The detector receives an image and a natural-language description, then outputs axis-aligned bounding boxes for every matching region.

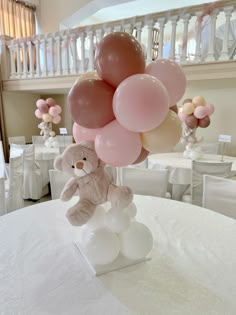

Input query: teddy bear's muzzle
[76,161,84,169]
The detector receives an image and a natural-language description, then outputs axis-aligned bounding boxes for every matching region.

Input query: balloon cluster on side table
[35,98,62,147]
[178,96,215,160]
[57,32,186,275]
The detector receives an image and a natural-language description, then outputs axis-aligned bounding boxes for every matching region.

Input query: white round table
[1,196,236,314]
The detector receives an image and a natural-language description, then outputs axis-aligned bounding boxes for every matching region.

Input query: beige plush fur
[54,141,133,226]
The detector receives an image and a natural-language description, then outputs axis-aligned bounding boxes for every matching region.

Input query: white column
[169,15,179,60]
[194,12,202,63]
[219,6,234,61]
[95,28,104,43]
[205,9,219,62]
[21,41,28,78]
[41,37,48,76]
[135,22,143,42]
[27,40,34,78]
[63,35,70,75]
[146,20,154,64]
[181,14,191,63]
[48,36,55,76]
[70,33,78,74]
[35,39,41,77]
[9,44,16,78]
[114,25,122,32]
[157,17,166,59]
[16,42,22,78]
[87,30,94,71]
[55,35,62,75]
[80,32,86,73]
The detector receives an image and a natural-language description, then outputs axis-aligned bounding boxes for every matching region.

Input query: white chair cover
[55,135,73,147]
[0,177,6,215]
[203,175,236,219]
[191,161,232,207]
[32,136,45,145]
[22,144,44,200]
[6,155,24,212]
[121,167,169,198]
[49,170,71,200]
[201,142,220,154]
[8,136,26,145]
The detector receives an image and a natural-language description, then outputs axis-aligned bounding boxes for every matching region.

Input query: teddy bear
[54,141,133,226]
[38,121,51,140]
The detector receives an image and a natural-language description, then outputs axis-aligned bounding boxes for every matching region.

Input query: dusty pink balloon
[52,115,61,124]
[206,104,215,115]
[73,122,101,143]
[55,105,62,114]
[198,116,210,128]
[145,59,186,106]
[113,74,169,132]
[36,99,47,108]
[194,106,208,119]
[35,109,42,119]
[95,120,142,167]
[185,114,198,129]
[38,102,49,114]
[95,32,145,88]
[46,98,56,107]
[49,106,59,117]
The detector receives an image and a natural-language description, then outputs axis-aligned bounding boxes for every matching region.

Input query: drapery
[0,66,8,161]
[0,0,36,38]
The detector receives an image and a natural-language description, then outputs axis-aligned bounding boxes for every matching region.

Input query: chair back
[203,175,236,219]
[191,161,232,206]
[7,155,24,212]
[32,136,45,145]
[8,136,26,145]
[49,170,71,200]
[55,135,73,147]
[0,177,6,215]
[10,143,28,158]
[121,167,169,197]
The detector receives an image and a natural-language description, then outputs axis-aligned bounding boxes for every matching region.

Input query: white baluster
[114,25,122,32]
[9,44,16,78]
[157,17,166,59]
[194,12,202,63]
[35,39,41,77]
[48,37,55,76]
[55,35,62,75]
[63,35,70,75]
[21,41,28,78]
[27,39,34,78]
[146,20,154,64]
[41,37,48,76]
[169,15,179,60]
[70,33,78,74]
[87,30,94,71]
[205,9,219,62]
[16,42,22,78]
[80,32,86,73]
[135,22,143,42]
[95,28,104,44]
[219,6,234,61]
[181,14,191,63]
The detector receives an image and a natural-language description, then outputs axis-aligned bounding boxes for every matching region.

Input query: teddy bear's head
[54,141,99,177]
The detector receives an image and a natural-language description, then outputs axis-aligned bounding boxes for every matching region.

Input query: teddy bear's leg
[107,184,133,209]
[66,199,96,226]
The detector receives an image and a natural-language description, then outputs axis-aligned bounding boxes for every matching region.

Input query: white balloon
[105,207,131,233]
[86,205,106,229]
[83,228,120,265]
[123,202,137,218]
[52,140,59,148]
[44,140,51,147]
[120,222,153,260]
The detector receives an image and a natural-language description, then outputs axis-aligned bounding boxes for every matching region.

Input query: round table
[1,196,236,314]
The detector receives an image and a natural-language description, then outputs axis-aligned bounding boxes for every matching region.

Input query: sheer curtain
[0,66,8,161]
[0,0,36,38]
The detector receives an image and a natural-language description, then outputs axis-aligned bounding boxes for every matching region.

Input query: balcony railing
[0,0,236,81]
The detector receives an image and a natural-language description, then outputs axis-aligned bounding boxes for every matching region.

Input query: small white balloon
[123,202,137,218]
[48,136,54,143]
[86,205,106,229]
[45,140,51,147]
[105,207,131,233]
[120,222,153,260]
[52,140,59,148]
[83,228,120,265]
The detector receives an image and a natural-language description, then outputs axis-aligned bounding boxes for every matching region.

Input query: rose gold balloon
[185,114,198,129]
[141,111,182,153]
[67,78,115,129]
[95,32,145,88]
[132,147,149,165]
[170,104,178,114]
[198,115,210,128]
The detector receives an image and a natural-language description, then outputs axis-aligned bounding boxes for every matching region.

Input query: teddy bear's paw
[61,192,72,202]
[66,200,96,226]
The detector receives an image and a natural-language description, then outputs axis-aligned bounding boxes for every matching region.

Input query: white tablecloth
[34,145,60,161]
[1,196,236,314]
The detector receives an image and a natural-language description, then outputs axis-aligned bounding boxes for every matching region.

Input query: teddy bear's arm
[61,177,79,201]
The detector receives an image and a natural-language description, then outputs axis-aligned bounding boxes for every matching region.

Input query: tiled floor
[23,194,52,208]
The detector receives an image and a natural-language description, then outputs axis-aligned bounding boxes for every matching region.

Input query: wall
[180,78,236,157]
[3,92,73,144]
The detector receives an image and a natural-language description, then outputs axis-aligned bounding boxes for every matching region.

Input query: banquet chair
[6,155,24,212]
[8,136,26,145]
[49,170,71,199]
[32,135,45,145]
[56,135,73,147]
[0,177,6,215]
[202,175,236,219]
[121,167,169,198]
[182,161,232,207]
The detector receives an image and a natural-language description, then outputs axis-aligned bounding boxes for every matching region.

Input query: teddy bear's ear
[54,156,63,171]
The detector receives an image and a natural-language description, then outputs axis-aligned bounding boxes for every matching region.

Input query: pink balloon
[55,105,62,114]
[72,122,101,143]
[113,74,169,132]
[35,109,42,119]
[145,59,186,106]
[49,106,59,117]
[46,98,56,107]
[194,106,208,119]
[178,111,187,122]
[38,103,49,114]
[95,120,142,167]
[206,104,215,115]
[52,115,61,124]
[36,99,47,108]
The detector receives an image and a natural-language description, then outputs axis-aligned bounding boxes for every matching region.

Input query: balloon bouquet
[178,96,215,160]
[35,98,62,147]
[65,32,186,272]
